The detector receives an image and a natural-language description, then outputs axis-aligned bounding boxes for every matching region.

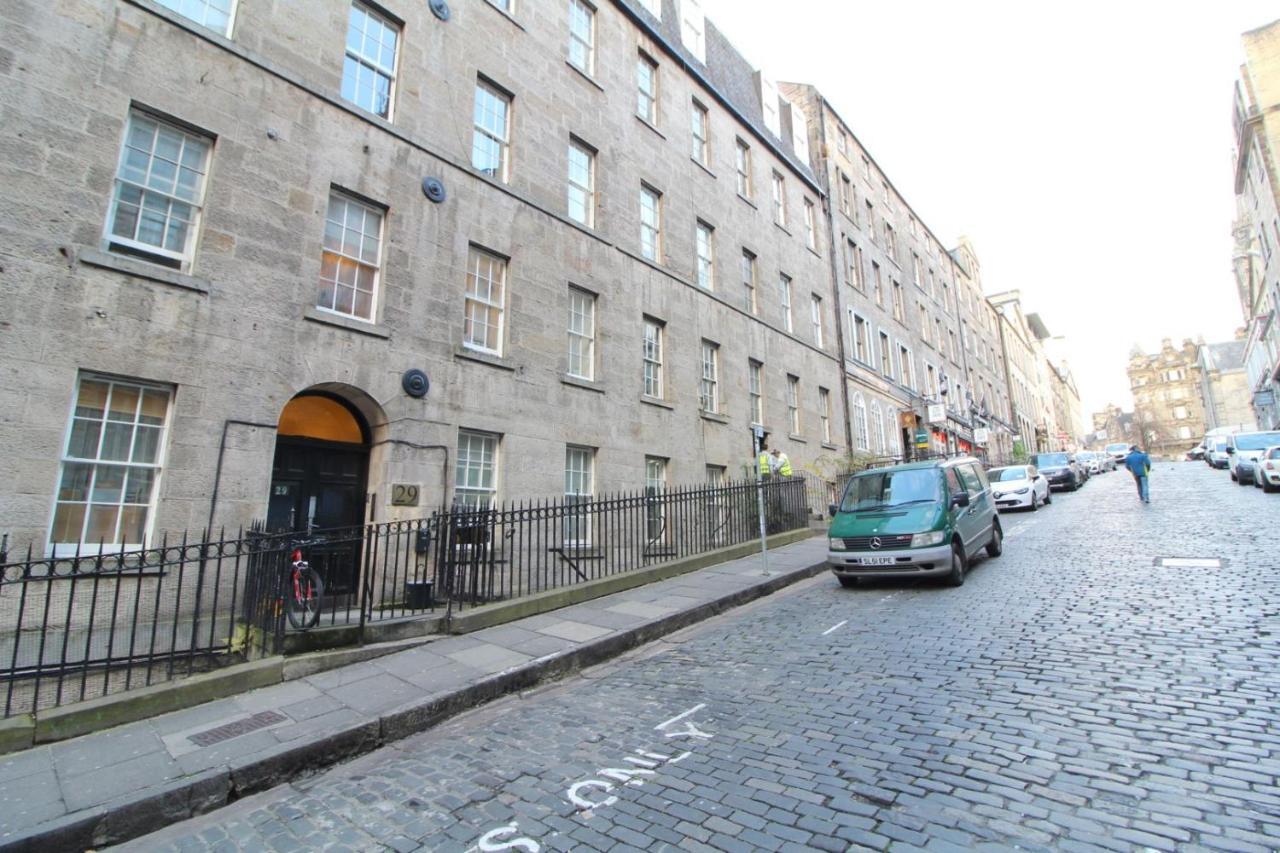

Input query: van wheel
[1030,494,1039,512]
[1044,491,1052,505]
[986,523,1003,558]
[837,576,858,589]
[945,543,966,587]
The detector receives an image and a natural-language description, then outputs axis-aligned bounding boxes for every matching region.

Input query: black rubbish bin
[405,580,434,609]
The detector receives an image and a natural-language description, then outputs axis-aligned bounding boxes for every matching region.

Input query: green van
[827,457,1003,588]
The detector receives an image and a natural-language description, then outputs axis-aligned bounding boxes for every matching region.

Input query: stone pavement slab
[0,534,825,851]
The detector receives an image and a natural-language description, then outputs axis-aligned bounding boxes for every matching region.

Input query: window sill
[79,247,210,295]
[562,374,605,394]
[640,395,674,410]
[774,222,791,236]
[789,434,808,443]
[699,410,729,424]
[566,60,604,92]
[822,442,841,451]
[635,115,666,140]
[455,346,516,371]
[303,307,391,339]
[692,158,716,179]
[807,246,822,259]
[737,193,757,209]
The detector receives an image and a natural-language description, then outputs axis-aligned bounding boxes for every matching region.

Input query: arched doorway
[266,392,370,595]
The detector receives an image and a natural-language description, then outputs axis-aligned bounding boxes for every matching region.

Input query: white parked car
[1104,442,1130,465]
[1255,445,1280,493]
[1228,430,1280,485]
[987,465,1051,511]
[1206,439,1231,469]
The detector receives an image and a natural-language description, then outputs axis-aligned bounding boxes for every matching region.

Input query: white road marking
[822,620,848,636]
[655,703,707,731]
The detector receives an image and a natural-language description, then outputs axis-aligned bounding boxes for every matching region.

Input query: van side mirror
[951,492,970,509]
[828,503,838,518]
[1226,446,1235,455]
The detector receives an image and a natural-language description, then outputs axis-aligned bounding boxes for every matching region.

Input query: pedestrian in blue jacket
[1125,445,1151,503]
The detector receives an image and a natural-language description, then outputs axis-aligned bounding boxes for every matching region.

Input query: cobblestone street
[125,462,1280,852]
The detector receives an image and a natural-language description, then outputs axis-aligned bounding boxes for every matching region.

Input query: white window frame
[567,0,596,76]
[879,330,894,378]
[645,456,669,543]
[640,184,662,261]
[567,287,596,380]
[463,245,507,355]
[455,430,499,511]
[735,140,752,198]
[643,318,664,399]
[819,387,832,445]
[342,1,399,119]
[564,445,594,545]
[871,400,885,453]
[696,220,715,290]
[637,52,659,124]
[691,99,710,166]
[472,79,512,182]
[850,310,870,365]
[49,374,173,555]
[156,0,236,36]
[779,273,793,333]
[741,249,757,314]
[899,343,916,390]
[810,295,824,348]
[787,375,801,435]
[803,198,817,249]
[853,393,868,451]
[749,359,764,425]
[846,240,862,290]
[105,111,213,269]
[317,190,384,322]
[679,0,706,62]
[700,340,719,413]
[567,137,596,227]
[771,171,787,226]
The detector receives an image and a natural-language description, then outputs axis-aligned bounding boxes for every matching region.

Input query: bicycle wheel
[285,566,324,630]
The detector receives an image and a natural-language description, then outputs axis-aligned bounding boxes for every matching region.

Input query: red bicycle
[284,542,324,630]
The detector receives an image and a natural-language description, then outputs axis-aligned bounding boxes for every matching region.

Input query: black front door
[266,438,368,595]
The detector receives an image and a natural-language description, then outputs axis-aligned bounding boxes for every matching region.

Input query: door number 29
[391,484,420,506]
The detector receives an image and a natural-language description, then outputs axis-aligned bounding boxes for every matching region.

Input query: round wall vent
[421,177,447,203]
[402,369,430,398]
[429,0,450,21]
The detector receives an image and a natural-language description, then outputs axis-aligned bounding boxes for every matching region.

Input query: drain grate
[188,710,288,747]
[1154,557,1224,569]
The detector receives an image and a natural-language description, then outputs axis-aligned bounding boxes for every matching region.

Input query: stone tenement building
[1127,339,1206,458]
[0,0,1074,560]
[1232,17,1280,430]
[1089,404,1139,451]
[1198,338,1257,432]
[1,0,843,560]
[780,84,1016,465]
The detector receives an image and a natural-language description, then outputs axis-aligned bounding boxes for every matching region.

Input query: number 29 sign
[391,484,420,507]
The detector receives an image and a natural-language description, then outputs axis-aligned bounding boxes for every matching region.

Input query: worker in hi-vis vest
[769,447,793,477]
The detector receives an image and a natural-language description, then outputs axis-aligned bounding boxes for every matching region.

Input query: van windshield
[1105,443,1129,453]
[1235,432,1280,451]
[840,469,942,512]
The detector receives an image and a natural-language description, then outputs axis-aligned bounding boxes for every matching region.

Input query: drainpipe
[815,95,855,454]
[207,419,278,534]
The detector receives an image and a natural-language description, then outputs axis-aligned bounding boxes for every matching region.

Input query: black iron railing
[0,476,807,718]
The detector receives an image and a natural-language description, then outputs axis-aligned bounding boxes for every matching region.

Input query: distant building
[987,292,1056,455]
[1090,405,1139,450]
[1127,339,1206,458]
[1232,18,1280,429]
[1198,337,1258,432]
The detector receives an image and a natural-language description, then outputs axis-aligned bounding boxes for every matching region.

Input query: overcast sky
[699,0,1277,417]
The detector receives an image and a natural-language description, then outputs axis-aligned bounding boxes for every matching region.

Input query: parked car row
[1210,429,1280,492]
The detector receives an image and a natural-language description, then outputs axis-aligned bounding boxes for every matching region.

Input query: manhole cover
[1154,557,1224,568]
[188,710,288,747]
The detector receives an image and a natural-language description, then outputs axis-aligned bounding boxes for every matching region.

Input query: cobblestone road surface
[124,462,1280,852]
